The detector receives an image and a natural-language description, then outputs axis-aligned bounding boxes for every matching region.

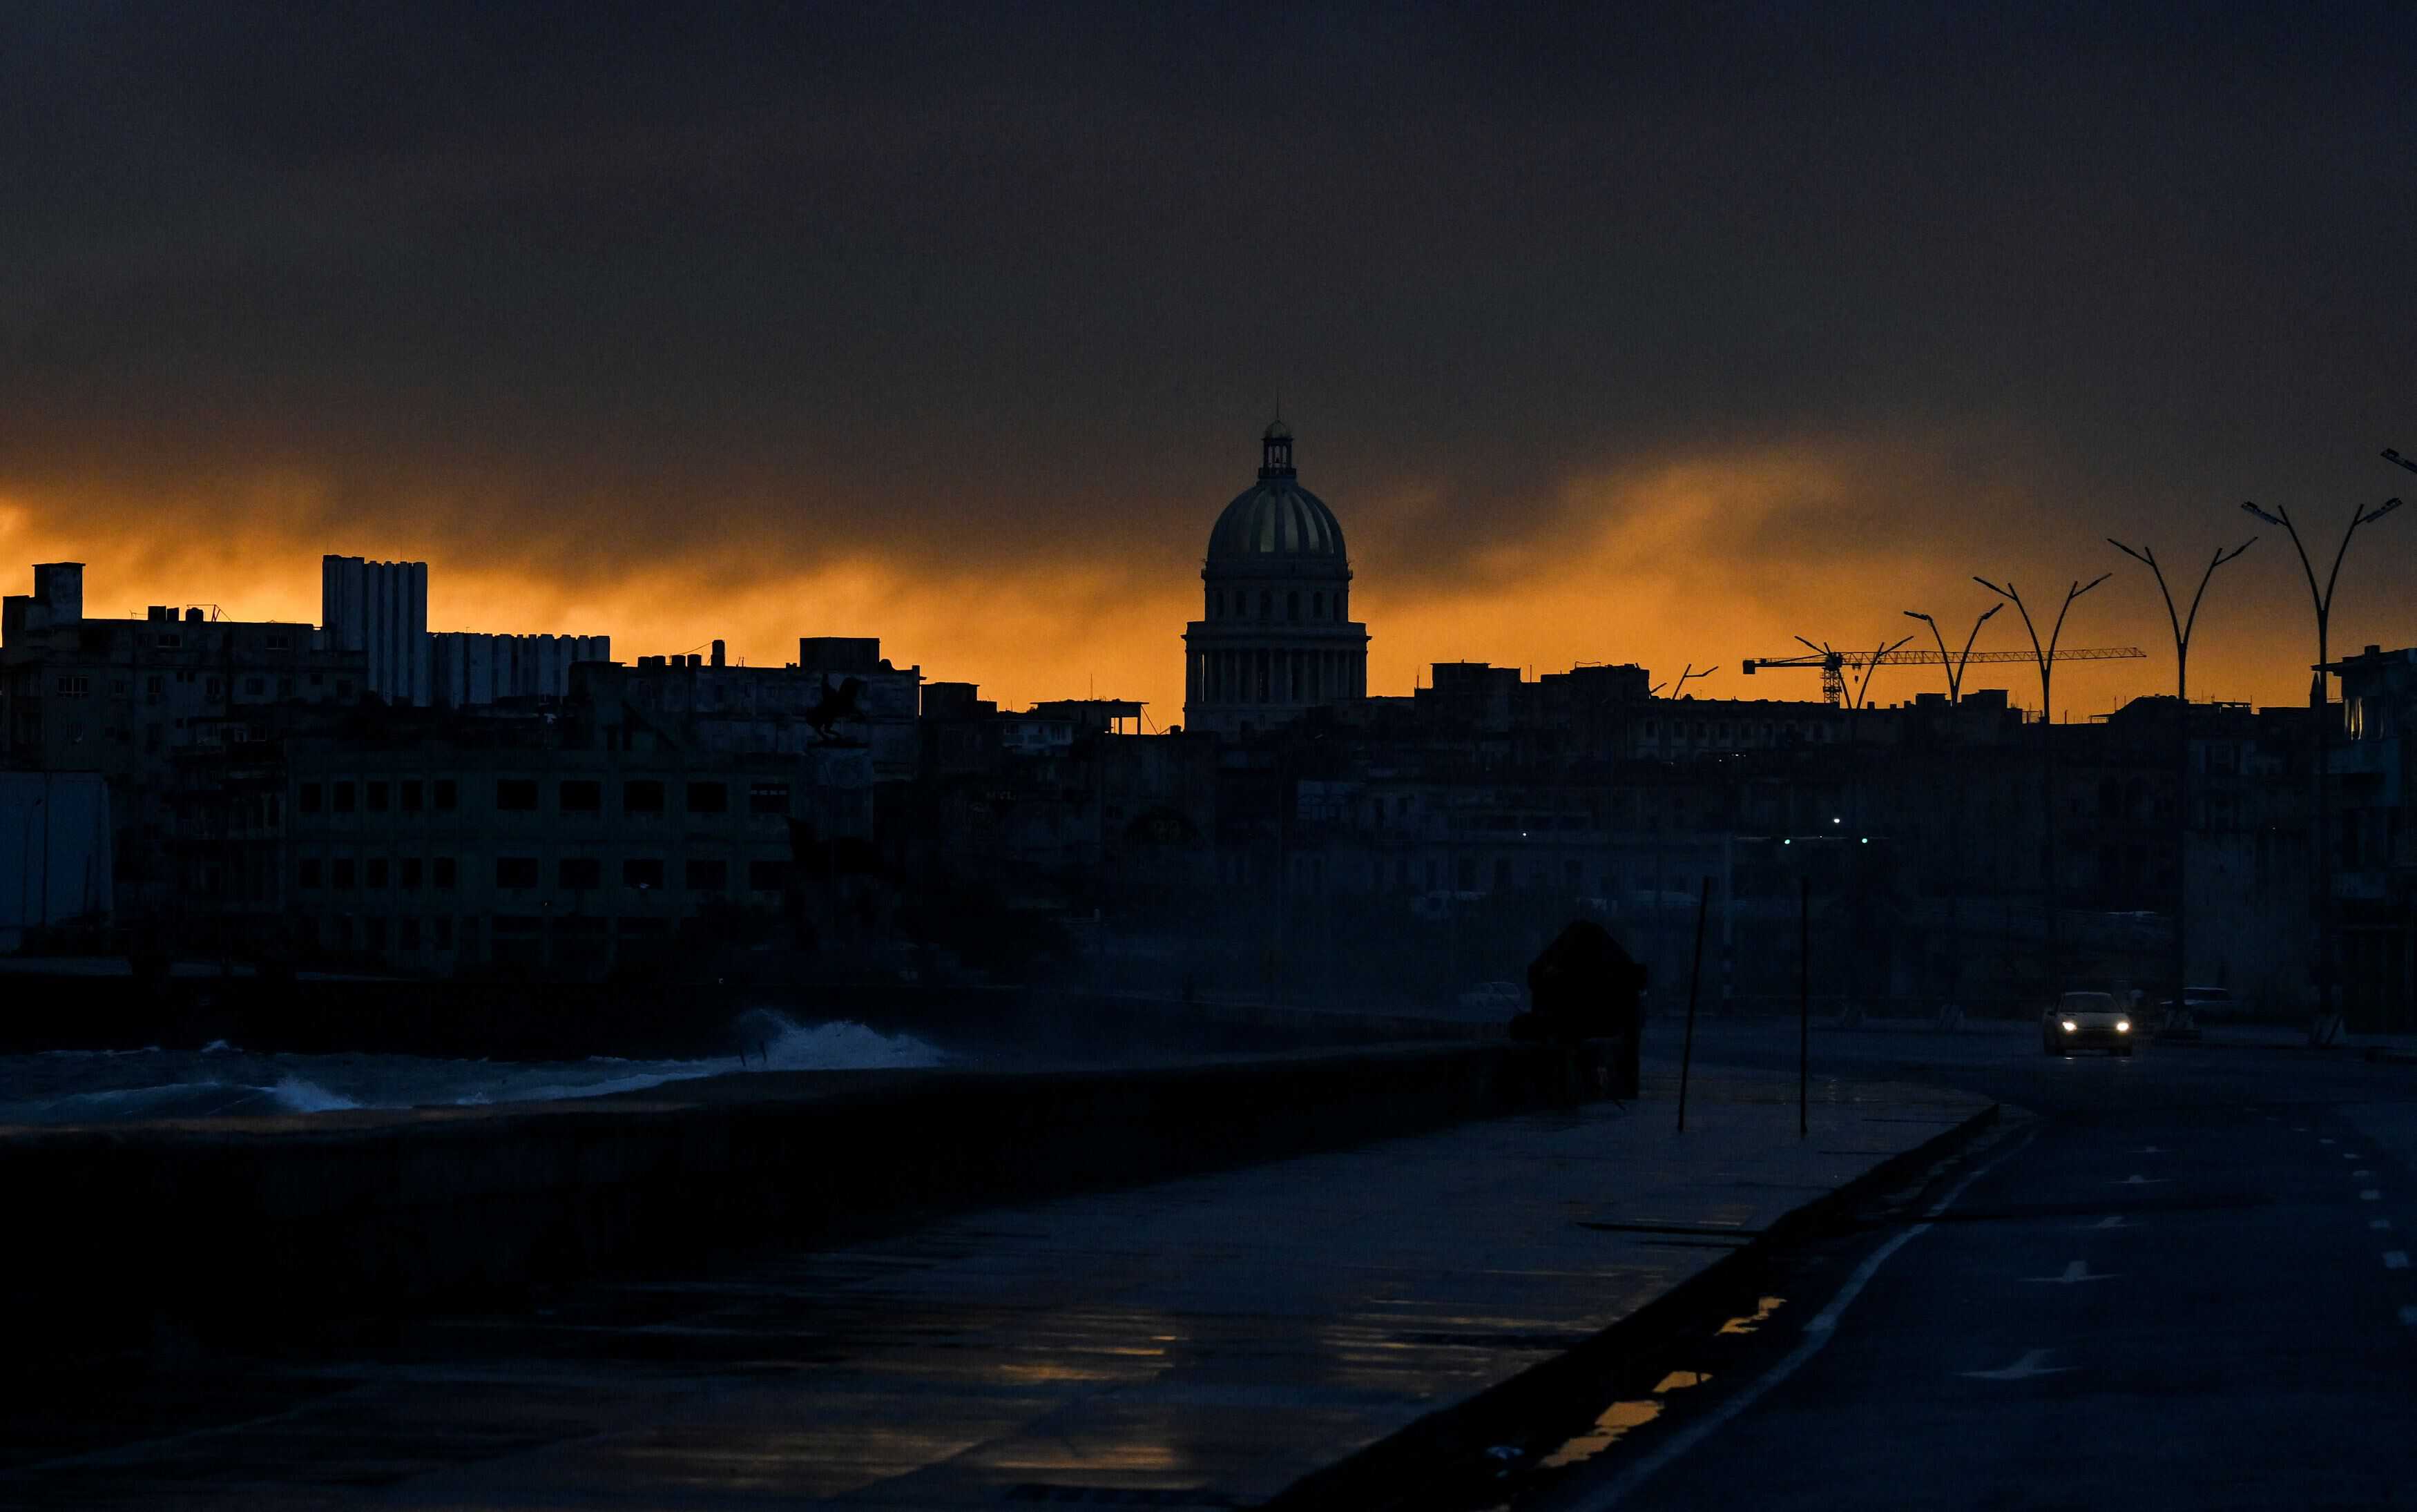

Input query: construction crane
[1740,641,2146,706]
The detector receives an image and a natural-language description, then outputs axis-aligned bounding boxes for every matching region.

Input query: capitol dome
[1182,418,1370,738]
[1205,420,1348,563]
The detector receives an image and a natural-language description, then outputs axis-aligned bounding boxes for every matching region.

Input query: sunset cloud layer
[6,3,2410,719]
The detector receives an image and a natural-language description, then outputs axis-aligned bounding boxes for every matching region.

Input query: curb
[1266,1097,2005,1511]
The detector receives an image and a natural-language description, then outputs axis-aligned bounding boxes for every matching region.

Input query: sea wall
[0,968,1487,1059]
[5,1039,1619,1361]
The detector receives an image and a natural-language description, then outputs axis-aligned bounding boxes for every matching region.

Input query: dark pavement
[0,1064,1985,1509]
[1485,1020,2417,1512]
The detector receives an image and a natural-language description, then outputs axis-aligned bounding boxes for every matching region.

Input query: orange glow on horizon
[8,443,2410,726]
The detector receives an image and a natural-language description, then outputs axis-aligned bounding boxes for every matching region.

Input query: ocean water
[0,1015,947,1127]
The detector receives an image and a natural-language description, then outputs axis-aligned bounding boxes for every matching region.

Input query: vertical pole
[1676,875,1709,1134]
[1799,874,1811,1139]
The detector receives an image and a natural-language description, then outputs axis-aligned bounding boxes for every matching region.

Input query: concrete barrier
[3,1038,1621,1363]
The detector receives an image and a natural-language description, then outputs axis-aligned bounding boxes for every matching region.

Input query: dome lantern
[1260,418,1295,480]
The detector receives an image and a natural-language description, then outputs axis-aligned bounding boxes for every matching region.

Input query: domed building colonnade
[1182,421,1369,737]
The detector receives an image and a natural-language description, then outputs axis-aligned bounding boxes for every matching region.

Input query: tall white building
[432,632,613,706]
[320,556,430,705]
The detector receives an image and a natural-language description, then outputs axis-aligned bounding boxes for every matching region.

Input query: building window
[560,857,602,889]
[748,859,790,891]
[399,918,420,951]
[687,781,728,814]
[367,857,389,888]
[242,677,264,697]
[497,778,539,811]
[624,779,665,815]
[145,674,164,699]
[364,917,386,951]
[749,782,790,815]
[401,857,422,889]
[559,779,602,814]
[367,781,389,812]
[1312,592,1324,618]
[434,779,457,811]
[299,783,322,814]
[331,857,356,889]
[265,633,291,652]
[401,780,423,812]
[685,857,727,891]
[298,857,321,889]
[434,916,454,949]
[624,857,665,889]
[1260,590,1272,619]
[1287,591,1300,621]
[55,675,90,698]
[433,856,456,889]
[333,782,356,813]
[496,856,539,889]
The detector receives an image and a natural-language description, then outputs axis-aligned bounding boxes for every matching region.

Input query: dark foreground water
[0,1014,947,1126]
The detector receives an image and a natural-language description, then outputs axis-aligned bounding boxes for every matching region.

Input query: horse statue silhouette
[805,675,865,740]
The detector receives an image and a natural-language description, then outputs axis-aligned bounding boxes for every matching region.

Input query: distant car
[1457,981,1524,1018]
[2043,991,2135,1056]
[2164,985,2237,1019]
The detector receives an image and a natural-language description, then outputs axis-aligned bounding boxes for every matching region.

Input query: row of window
[296,855,789,892]
[1208,588,1345,622]
[320,914,690,954]
[296,777,787,817]
[52,669,340,699]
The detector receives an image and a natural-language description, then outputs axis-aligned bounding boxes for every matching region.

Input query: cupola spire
[1260,416,1296,479]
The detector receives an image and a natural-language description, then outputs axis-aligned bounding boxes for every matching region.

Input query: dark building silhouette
[1182,420,1368,737]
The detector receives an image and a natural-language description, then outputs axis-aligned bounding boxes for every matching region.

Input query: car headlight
[2116,1020,2130,1033]
[2061,1020,2077,1033]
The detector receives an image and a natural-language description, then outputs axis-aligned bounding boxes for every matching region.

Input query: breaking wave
[0,1015,943,1127]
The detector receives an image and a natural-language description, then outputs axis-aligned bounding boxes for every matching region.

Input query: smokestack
[711,639,726,668]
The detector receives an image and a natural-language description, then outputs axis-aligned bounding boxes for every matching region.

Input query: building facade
[321,555,430,706]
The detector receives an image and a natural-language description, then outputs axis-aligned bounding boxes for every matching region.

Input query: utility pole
[1974,572,2110,988]
[2105,534,2255,1038]
[1903,604,2003,705]
[2245,491,2402,1041]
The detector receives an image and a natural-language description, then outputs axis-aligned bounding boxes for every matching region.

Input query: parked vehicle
[1456,980,1524,1019]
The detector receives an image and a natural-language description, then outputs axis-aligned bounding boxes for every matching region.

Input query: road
[1456,1019,2417,1512]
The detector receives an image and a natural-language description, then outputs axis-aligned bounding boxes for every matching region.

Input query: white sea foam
[268,1076,360,1114]
[2,1016,943,1125]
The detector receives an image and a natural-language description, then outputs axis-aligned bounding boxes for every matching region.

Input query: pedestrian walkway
[2,1069,1990,1510]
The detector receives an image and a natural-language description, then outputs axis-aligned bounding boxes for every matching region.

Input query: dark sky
[5,2,2411,715]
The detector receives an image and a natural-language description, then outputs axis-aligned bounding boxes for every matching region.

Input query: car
[1456,980,1524,1019]
[2043,991,2136,1056]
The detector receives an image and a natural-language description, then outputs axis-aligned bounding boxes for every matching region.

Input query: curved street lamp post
[1973,572,2111,983]
[1904,603,2003,706]
[2104,534,2255,1036]
[2240,494,2402,1042]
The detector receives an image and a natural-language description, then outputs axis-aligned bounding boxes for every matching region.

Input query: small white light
[2061,1020,2077,1033]
[2116,1021,2130,1033]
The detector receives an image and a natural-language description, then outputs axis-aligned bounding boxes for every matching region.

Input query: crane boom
[1739,646,2145,705]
